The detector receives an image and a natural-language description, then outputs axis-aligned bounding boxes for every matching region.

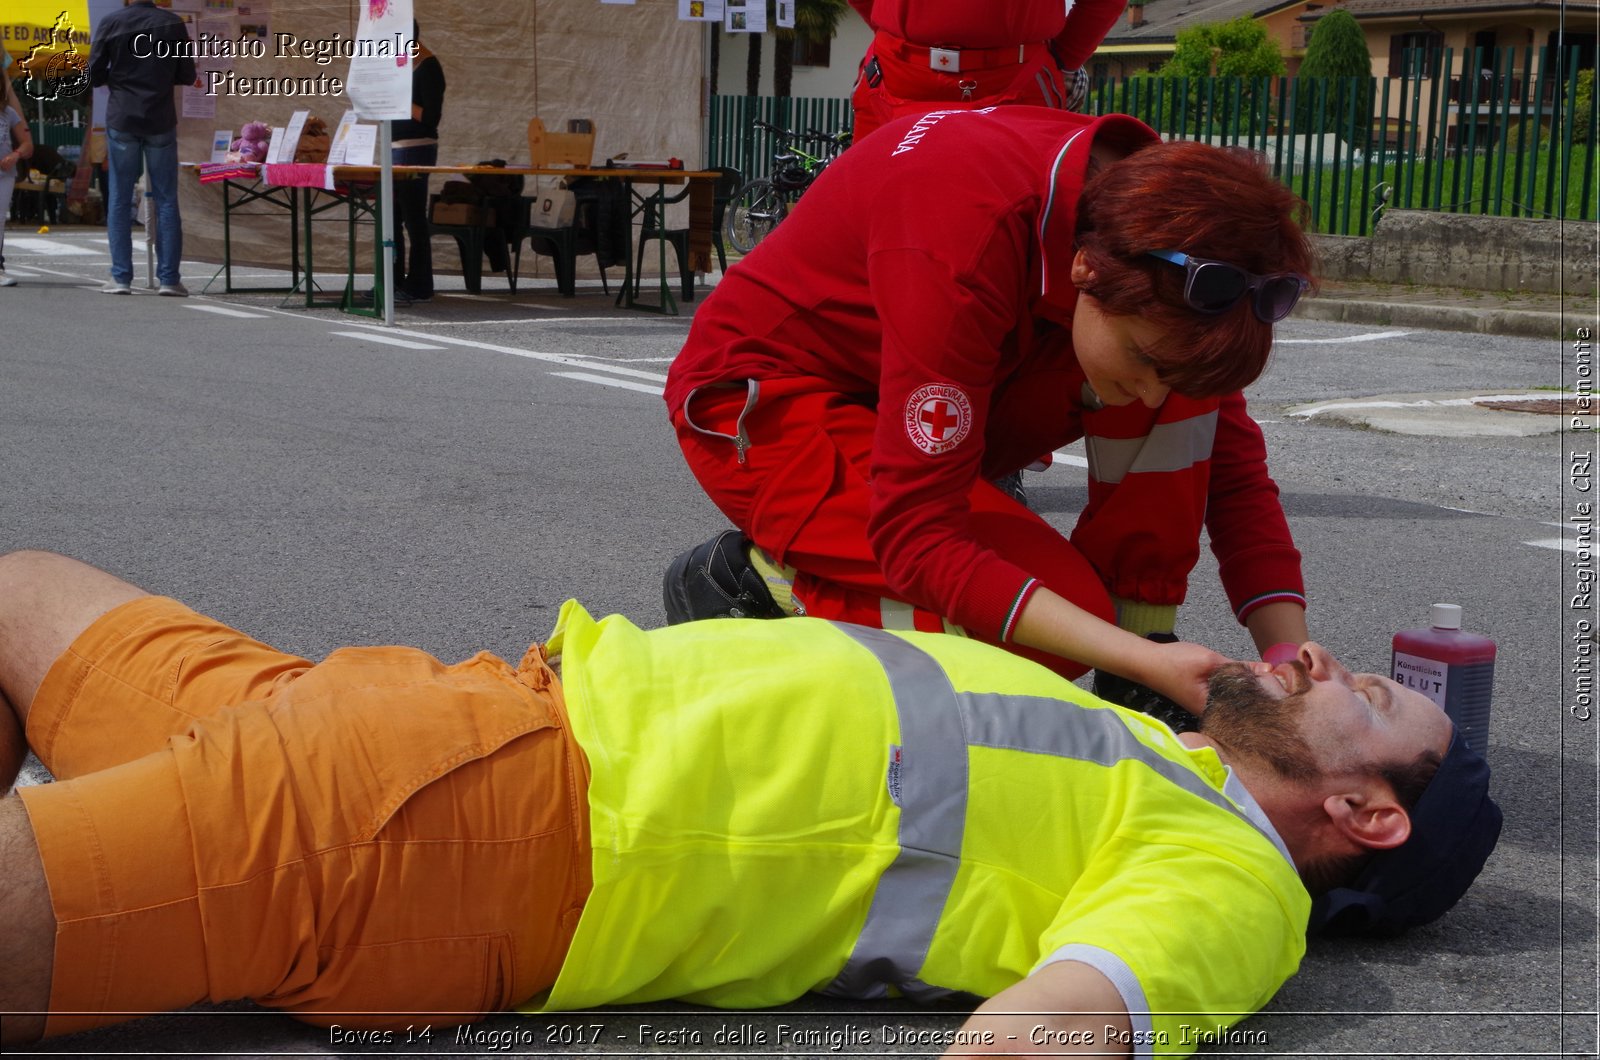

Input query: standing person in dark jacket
[88,0,195,296]
[391,20,445,302]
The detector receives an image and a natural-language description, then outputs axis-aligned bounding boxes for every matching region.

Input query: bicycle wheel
[724,179,787,255]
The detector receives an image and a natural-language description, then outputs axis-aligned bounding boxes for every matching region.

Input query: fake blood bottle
[1391,604,1496,756]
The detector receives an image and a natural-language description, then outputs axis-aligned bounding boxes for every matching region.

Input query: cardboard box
[430,201,493,226]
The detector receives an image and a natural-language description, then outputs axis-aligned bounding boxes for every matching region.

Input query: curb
[1294,298,1574,339]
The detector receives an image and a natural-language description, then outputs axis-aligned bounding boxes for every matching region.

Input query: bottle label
[1393,650,1448,707]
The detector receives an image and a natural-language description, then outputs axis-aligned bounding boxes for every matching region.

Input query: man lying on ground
[0,550,1500,1056]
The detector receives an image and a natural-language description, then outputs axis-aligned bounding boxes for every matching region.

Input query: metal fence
[710,42,1596,236]
[707,93,853,189]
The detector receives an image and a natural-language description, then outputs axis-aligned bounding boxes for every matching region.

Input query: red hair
[1073,140,1316,397]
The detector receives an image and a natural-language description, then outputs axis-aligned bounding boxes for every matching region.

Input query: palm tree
[774,0,852,99]
[741,0,853,98]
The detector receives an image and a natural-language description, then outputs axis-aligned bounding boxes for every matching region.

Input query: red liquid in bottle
[1391,603,1496,756]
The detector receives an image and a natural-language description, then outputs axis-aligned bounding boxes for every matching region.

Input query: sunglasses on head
[1146,249,1310,323]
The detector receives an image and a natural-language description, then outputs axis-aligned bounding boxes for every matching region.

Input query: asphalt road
[0,230,1594,1058]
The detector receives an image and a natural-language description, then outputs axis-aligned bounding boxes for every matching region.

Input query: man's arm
[947,960,1132,1057]
[87,31,110,88]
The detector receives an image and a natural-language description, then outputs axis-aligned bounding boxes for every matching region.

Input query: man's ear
[1323,789,1411,851]
[1069,248,1095,287]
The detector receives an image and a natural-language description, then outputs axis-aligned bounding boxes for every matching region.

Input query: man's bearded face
[1201,661,1320,781]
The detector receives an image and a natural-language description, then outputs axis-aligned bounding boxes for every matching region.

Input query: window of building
[1545,32,1597,71]
[1388,31,1444,78]
[793,34,831,67]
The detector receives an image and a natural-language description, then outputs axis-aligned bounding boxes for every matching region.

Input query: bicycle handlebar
[752,119,847,146]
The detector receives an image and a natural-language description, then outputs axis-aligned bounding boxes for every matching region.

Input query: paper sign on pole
[724,1,765,33]
[678,0,724,18]
[344,0,415,121]
[776,2,795,28]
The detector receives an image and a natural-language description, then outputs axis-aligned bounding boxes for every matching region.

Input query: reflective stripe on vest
[1086,409,1219,485]
[823,622,1285,1001]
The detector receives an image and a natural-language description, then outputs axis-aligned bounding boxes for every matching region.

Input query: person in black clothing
[88,0,196,296]
[392,20,445,302]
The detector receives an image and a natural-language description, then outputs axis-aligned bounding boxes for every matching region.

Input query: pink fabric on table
[263,163,335,189]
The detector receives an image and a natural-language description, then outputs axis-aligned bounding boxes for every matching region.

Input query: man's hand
[946,960,1132,1057]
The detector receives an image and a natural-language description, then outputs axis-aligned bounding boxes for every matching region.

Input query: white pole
[379,119,394,325]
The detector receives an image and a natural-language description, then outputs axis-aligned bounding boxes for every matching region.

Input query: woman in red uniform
[847,0,1128,139]
[663,107,1315,716]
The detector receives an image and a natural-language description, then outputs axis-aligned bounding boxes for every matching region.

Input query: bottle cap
[1430,603,1463,630]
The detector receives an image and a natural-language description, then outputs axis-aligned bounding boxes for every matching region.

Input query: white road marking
[329,330,446,350]
[1277,330,1411,344]
[184,304,270,318]
[1,268,41,278]
[24,264,96,278]
[4,238,97,256]
[1526,537,1581,554]
[550,371,664,396]
[327,323,671,383]
[403,315,582,326]
[1051,449,1090,468]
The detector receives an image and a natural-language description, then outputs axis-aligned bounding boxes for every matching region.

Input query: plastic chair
[513,191,611,297]
[428,192,493,293]
[631,166,742,303]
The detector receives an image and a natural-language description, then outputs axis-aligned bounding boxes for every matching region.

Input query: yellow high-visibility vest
[535,602,1307,1051]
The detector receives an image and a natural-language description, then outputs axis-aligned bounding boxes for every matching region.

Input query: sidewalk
[1297,278,1597,338]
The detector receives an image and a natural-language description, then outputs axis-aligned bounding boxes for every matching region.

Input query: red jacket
[666,108,1303,639]
[847,0,1127,70]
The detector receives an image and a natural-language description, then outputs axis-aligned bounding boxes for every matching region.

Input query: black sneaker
[1092,632,1198,734]
[662,530,787,623]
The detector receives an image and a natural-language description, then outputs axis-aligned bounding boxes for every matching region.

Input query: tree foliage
[1146,17,1282,134]
[1300,9,1370,81]
[1159,16,1285,80]
[1576,67,1595,144]
[1295,9,1374,140]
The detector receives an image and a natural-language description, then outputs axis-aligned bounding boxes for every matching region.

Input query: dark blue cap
[1310,728,1502,936]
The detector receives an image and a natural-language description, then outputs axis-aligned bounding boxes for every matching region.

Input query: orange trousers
[18,596,591,1037]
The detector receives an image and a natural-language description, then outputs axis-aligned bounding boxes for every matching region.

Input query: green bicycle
[724,120,850,255]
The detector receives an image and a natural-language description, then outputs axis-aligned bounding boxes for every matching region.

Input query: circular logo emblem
[904,383,973,456]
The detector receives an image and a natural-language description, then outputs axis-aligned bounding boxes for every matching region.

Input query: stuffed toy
[227,121,271,163]
[294,116,331,164]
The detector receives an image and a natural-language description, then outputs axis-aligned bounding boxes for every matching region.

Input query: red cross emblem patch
[904,383,973,455]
